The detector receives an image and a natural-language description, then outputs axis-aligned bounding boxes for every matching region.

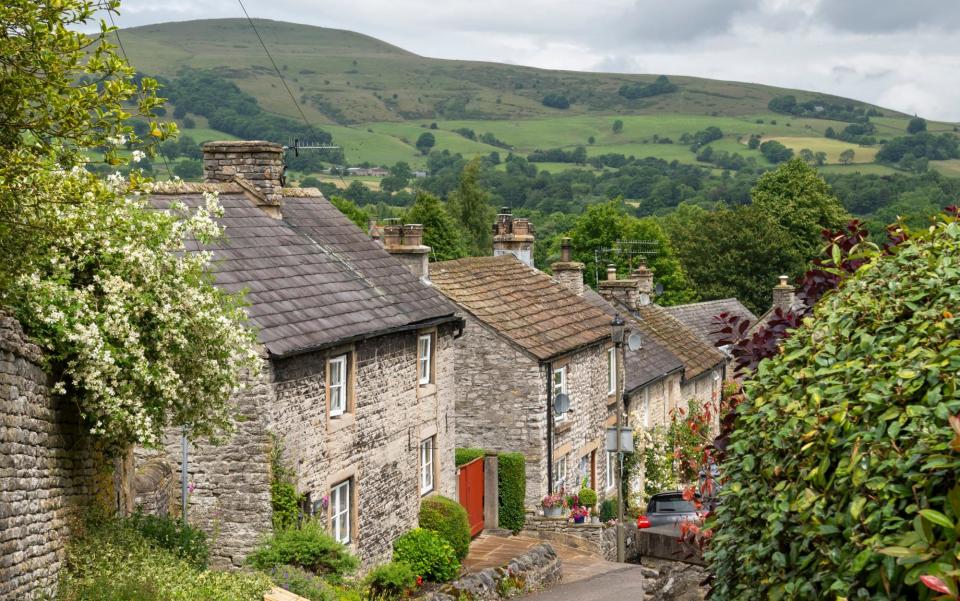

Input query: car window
[651,498,696,513]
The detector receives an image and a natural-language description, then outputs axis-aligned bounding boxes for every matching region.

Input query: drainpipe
[546,361,554,495]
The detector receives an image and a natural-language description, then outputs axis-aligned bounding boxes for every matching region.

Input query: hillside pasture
[763,136,878,163]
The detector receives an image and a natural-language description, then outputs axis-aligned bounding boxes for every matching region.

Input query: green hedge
[419,496,471,561]
[498,452,526,533]
[455,448,484,467]
[393,528,460,583]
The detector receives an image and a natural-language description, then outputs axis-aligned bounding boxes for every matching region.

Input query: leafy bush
[128,512,209,568]
[599,499,616,522]
[578,488,597,509]
[58,515,271,601]
[498,452,526,533]
[364,561,417,600]
[392,528,460,583]
[419,496,471,561]
[455,447,485,467]
[267,565,336,601]
[247,520,359,582]
[708,214,960,599]
[270,435,304,531]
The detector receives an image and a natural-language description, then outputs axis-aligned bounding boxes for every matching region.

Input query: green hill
[116,19,957,173]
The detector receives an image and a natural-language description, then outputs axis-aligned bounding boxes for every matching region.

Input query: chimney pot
[560,237,572,262]
[773,275,796,311]
[402,223,424,247]
[607,264,617,281]
[383,223,402,247]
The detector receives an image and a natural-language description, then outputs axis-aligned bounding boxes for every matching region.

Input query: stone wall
[453,316,546,508]
[269,323,458,566]
[428,543,561,601]
[522,515,641,563]
[679,369,721,411]
[0,314,107,600]
[136,364,275,568]
[549,343,617,503]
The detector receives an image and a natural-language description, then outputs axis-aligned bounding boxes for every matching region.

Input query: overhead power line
[237,0,315,134]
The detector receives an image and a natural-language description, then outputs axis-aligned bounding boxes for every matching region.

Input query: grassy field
[119,19,909,127]
[115,18,958,177]
[930,159,960,177]
[765,136,879,163]
[817,163,901,176]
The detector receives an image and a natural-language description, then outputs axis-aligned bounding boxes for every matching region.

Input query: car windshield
[651,497,696,513]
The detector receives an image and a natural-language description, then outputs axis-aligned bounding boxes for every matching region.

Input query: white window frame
[554,455,567,491]
[331,479,351,544]
[607,347,616,395]
[418,334,433,385]
[329,355,347,417]
[553,366,567,422]
[420,437,435,495]
[606,451,616,490]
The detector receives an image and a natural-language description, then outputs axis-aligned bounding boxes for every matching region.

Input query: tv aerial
[284,138,340,157]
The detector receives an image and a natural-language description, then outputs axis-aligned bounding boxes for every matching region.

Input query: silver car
[639,491,701,529]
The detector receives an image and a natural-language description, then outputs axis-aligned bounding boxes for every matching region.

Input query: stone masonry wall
[269,323,458,566]
[0,314,106,600]
[549,343,617,503]
[136,364,274,568]
[428,543,561,601]
[680,369,721,413]
[453,316,546,509]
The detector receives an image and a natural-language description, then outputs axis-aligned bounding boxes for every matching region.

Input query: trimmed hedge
[393,528,460,583]
[708,215,960,599]
[498,452,526,533]
[455,448,484,467]
[419,495,471,561]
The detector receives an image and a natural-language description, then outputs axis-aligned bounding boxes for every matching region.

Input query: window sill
[554,421,572,435]
[606,394,619,406]
[328,413,355,432]
[418,383,437,398]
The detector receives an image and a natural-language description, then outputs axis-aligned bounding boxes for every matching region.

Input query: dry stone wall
[0,314,106,600]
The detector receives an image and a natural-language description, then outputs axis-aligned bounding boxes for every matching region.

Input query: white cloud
[107,0,960,121]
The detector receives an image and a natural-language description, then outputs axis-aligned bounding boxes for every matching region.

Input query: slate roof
[635,304,727,380]
[152,184,458,358]
[582,290,684,390]
[430,255,611,361]
[665,299,757,347]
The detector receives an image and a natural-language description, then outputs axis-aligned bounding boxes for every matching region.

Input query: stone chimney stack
[203,140,285,218]
[492,207,535,267]
[772,275,795,312]
[632,262,655,305]
[551,237,585,296]
[598,263,639,308]
[382,220,431,280]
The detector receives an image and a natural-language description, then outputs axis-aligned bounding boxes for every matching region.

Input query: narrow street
[523,564,647,601]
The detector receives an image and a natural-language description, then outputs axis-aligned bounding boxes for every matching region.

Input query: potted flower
[570,505,589,524]
[578,487,599,524]
[541,493,564,518]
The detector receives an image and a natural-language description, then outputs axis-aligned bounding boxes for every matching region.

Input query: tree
[814,151,827,166]
[612,120,624,134]
[661,204,804,315]
[798,148,815,165]
[567,199,696,304]
[588,136,596,145]
[447,159,495,257]
[390,161,413,180]
[404,192,469,261]
[329,195,371,229]
[838,148,855,164]
[759,140,794,163]
[380,175,407,194]
[542,93,570,109]
[416,132,436,155]
[907,115,927,134]
[751,159,849,265]
[747,135,760,150]
[173,159,202,180]
[0,1,257,451]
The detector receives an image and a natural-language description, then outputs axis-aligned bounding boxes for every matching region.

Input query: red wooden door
[458,458,484,537]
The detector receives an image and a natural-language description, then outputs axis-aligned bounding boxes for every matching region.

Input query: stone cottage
[431,242,621,508]
[665,298,756,349]
[138,140,463,567]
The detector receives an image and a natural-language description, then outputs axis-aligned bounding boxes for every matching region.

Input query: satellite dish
[655,283,664,296]
[553,393,570,416]
[627,332,643,352]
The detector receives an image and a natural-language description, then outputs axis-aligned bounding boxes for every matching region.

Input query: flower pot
[591,515,601,524]
[573,515,586,524]
[543,506,562,518]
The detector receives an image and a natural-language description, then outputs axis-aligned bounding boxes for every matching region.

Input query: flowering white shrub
[8,167,259,452]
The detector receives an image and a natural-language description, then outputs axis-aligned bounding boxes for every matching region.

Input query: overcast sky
[110,0,960,121]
